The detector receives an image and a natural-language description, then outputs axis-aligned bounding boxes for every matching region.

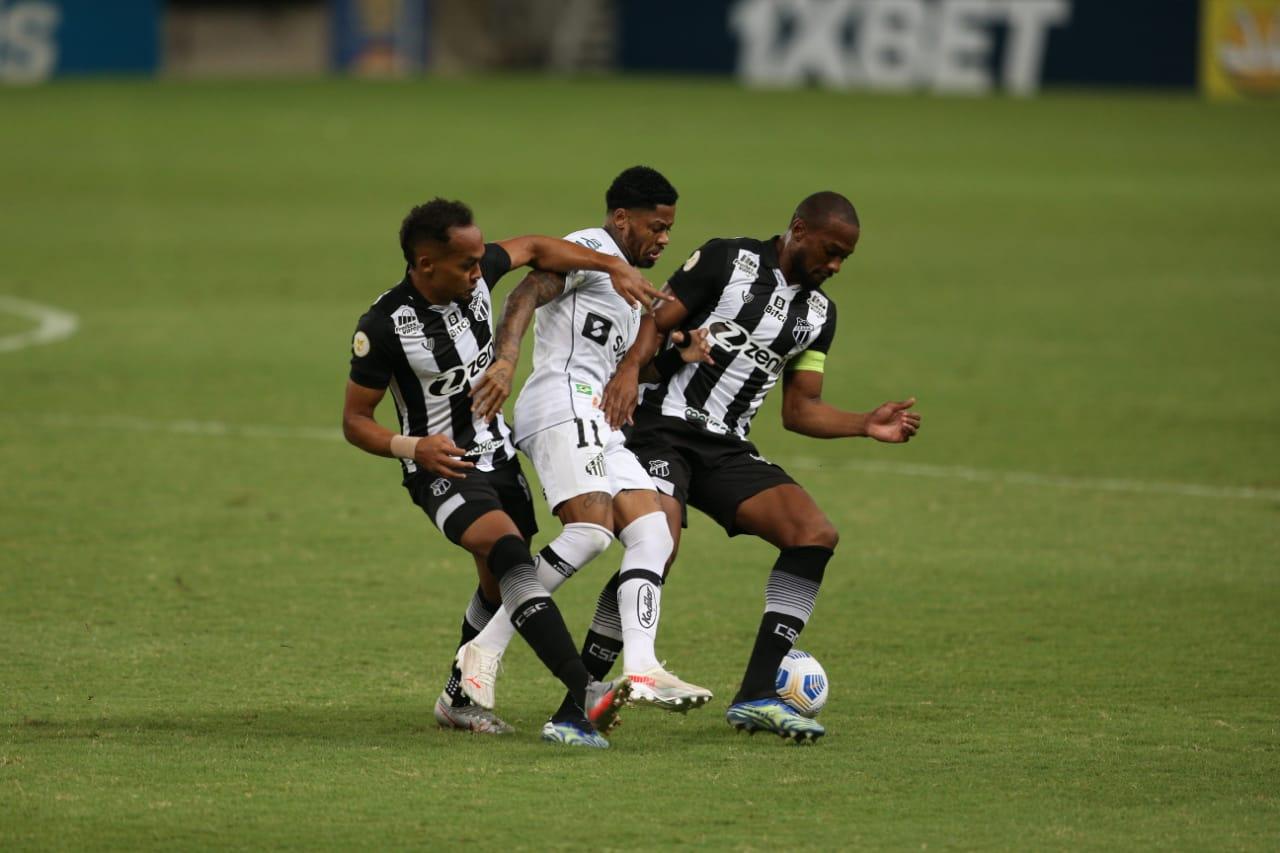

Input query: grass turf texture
[2,77,1277,849]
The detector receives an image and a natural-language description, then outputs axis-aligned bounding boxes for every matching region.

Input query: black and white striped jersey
[349,243,517,479]
[638,236,837,440]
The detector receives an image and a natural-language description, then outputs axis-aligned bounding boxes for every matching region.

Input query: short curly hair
[400,198,473,264]
[605,166,678,212]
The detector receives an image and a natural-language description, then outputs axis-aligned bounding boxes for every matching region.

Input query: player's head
[400,198,486,302]
[604,166,678,269]
[782,191,860,288]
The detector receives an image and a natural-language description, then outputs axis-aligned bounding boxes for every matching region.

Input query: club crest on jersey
[733,251,760,280]
[806,292,828,318]
[792,317,816,348]
[444,310,471,340]
[430,478,451,497]
[741,290,754,303]
[391,306,424,337]
[468,291,490,322]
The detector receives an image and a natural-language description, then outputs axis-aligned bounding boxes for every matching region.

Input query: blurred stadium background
[2,0,1278,849]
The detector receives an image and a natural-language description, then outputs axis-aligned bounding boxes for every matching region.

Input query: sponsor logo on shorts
[585,453,606,478]
[637,583,658,629]
[465,437,505,457]
[430,478,451,497]
[648,459,670,478]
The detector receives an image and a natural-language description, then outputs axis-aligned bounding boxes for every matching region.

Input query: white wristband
[389,434,421,460]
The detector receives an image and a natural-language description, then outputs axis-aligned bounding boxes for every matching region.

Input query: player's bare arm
[343,379,475,477]
[495,234,670,309]
[470,269,568,420]
[780,369,921,442]
[601,285,692,428]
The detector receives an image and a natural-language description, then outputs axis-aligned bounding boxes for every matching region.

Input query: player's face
[615,204,676,269]
[788,217,859,288]
[413,224,485,302]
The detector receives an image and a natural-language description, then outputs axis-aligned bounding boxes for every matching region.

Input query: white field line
[0,296,80,354]
[9,412,1279,504]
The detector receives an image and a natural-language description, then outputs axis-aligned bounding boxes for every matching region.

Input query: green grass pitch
[1,77,1278,849]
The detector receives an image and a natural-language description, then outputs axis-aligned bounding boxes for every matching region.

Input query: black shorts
[625,411,796,536]
[404,459,538,546]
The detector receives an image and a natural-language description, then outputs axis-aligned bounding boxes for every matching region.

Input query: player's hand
[469,357,514,421]
[866,397,921,444]
[414,434,475,478]
[602,363,640,429]
[608,263,672,312]
[673,328,714,365]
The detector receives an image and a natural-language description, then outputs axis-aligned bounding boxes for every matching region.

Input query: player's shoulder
[365,279,413,317]
[563,227,621,257]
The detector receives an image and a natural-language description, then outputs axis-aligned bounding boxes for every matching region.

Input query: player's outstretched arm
[343,380,475,477]
[781,370,921,442]
[495,235,670,309]
[470,270,567,420]
[602,286,692,428]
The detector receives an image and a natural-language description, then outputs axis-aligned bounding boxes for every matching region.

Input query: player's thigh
[734,483,839,551]
[405,463,537,556]
[519,418,612,519]
[621,424,692,537]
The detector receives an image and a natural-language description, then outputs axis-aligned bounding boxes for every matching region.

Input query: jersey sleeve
[665,239,732,315]
[348,310,398,389]
[479,242,514,290]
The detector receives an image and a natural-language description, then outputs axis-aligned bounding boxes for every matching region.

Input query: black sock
[488,535,591,714]
[555,572,624,720]
[734,546,832,704]
[446,586,498,707]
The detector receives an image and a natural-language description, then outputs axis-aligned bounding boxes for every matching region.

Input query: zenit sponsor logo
[426,348,492,398]
[707,319,785,374]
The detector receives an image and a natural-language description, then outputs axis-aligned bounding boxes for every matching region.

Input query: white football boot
[626,665,713,712]
[454,641,504,710]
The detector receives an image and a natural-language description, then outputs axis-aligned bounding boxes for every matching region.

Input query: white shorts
[517,412,655,512]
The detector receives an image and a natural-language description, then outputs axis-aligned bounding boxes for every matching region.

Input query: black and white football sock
[445,585,498,707]
[466,522,612,654]
[487,534,592,715]
[734,546,832,704]
[554,571,624,720]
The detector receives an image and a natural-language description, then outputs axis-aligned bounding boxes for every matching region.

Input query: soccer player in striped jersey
[451,167,716,723]
[600,191,922,743]
[342,198,668,747]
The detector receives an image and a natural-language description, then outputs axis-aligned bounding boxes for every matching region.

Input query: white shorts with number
[517,411,655,512]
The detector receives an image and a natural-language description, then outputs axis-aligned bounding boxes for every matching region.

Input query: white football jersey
[513,227,642,443]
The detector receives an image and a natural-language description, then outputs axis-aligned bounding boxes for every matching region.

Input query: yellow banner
[1202,0,1280,98]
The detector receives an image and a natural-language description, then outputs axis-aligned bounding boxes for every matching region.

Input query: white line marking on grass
[784,457,1280,502]
[7,413,1277,503]
[0,296,80,354]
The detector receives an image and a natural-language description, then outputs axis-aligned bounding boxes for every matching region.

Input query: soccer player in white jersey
[452,167,716,722]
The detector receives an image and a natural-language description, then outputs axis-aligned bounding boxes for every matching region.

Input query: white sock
[469,522,613,653]
[617,512,672,674]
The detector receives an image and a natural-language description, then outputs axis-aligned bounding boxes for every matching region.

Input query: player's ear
[610,207,629,231]
[790,217,808,241]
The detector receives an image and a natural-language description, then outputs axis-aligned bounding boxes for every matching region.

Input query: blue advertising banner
[0,0,160,83]
[331,0,427,75]
[620,0,1198,94]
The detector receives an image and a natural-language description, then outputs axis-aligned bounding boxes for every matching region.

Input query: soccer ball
[775,650,829,717]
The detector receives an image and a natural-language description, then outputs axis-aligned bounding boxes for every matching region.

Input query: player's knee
[619,511,674,575]
[787,518,839,551]
[562,521,614,564]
